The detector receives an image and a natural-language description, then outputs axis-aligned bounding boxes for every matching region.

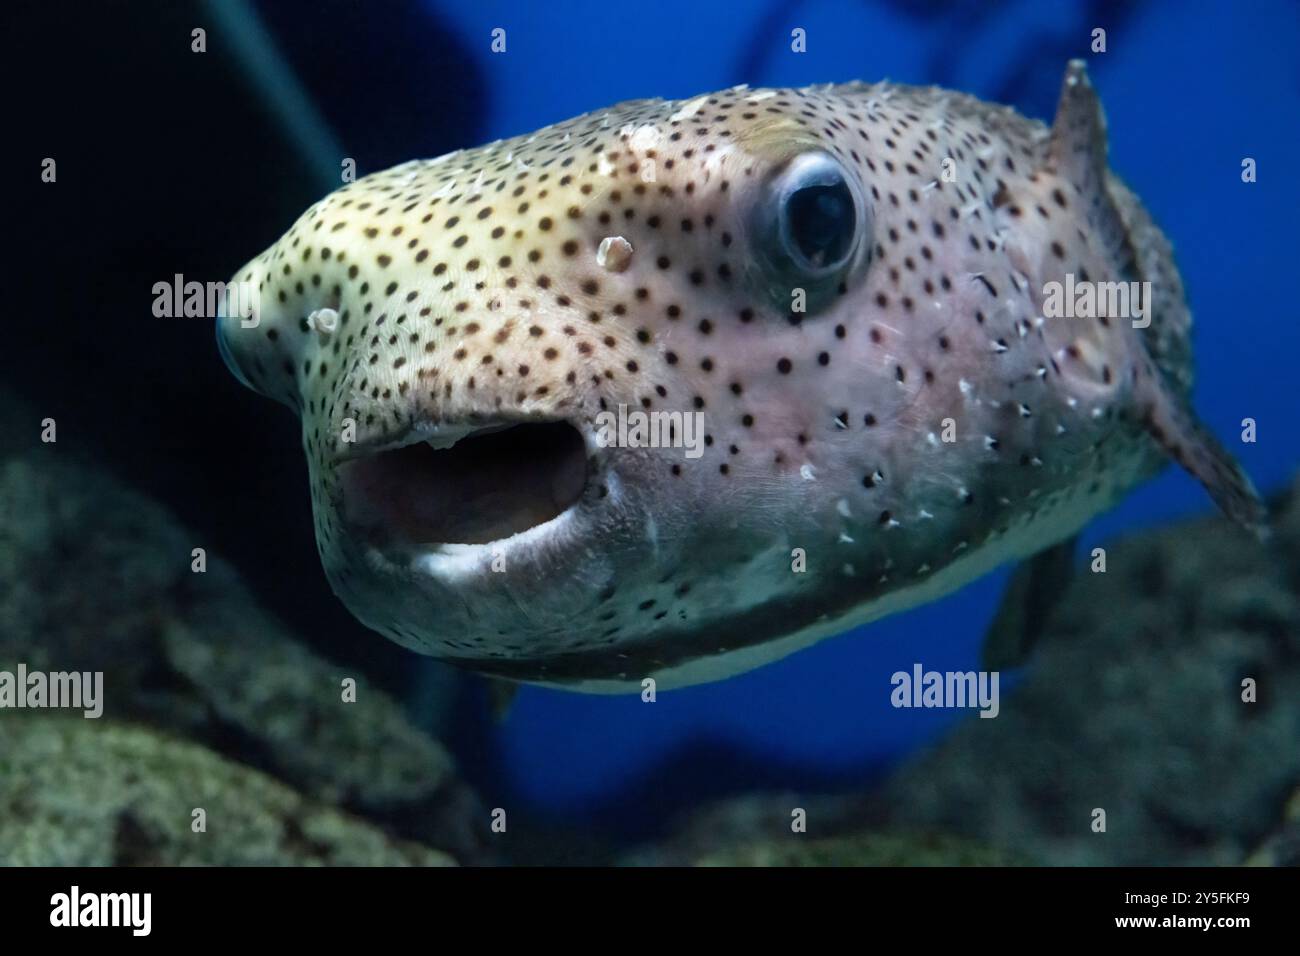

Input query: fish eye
[752,151,869,313]
[780,159,857,271]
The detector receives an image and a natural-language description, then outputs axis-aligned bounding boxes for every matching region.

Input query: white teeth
[421,424,479,450]
[422,422,517,451]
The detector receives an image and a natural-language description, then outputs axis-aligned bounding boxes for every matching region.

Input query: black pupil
[786,180,855,268]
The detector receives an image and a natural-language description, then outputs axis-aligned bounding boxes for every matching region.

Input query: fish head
[215,90,901,688]
[218,78,1215,689]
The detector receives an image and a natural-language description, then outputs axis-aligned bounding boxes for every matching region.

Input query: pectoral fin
[982,536,1078,671]
[1139,381,1269,539]
[1049,60,1269,539]
[487,678,520,722]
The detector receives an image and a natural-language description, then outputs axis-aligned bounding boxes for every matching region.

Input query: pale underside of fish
[218,61,1264,693]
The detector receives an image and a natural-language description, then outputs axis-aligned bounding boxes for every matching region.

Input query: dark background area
[7,0,485,697]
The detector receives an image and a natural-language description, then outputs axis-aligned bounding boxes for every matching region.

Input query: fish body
[218,62,1263,692]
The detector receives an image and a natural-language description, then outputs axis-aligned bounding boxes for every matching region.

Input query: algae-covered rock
[1245,785,1300,867]
[0,717,453,866]
[0,386,485,863]
[697,831,1030,867]
[876,476,1300,866]
[619,792,1030,866]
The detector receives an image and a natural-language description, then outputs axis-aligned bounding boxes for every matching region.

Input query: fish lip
[405,505,583,581]
[354,492,593,589]
[331,411,594,465]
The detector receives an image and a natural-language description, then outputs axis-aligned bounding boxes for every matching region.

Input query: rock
[876,475,1300,866]
[0,387,486,863]
[1245,785,1300,867]
[695,831,1029,867]
[621,790,1029,865]
[0,717,453,866]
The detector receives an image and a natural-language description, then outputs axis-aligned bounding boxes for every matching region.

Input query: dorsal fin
[1045,60,1138,281]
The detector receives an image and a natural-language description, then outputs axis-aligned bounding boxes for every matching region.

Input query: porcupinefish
[218,62,1264,692]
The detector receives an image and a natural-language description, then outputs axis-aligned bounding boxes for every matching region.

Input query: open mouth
[338,421,589,547]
